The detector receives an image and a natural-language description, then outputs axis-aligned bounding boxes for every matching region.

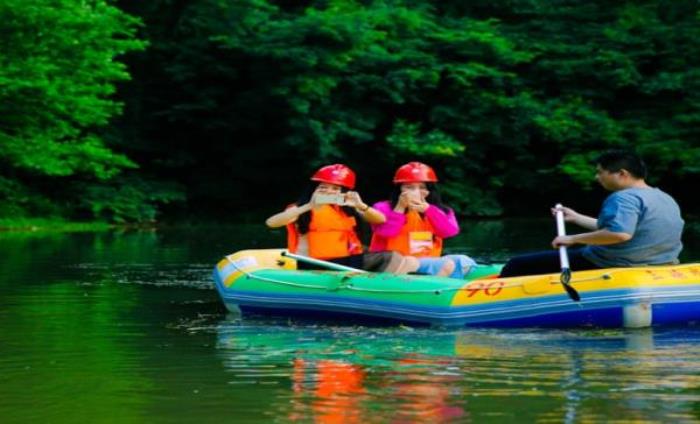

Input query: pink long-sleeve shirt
[369,200,460,252]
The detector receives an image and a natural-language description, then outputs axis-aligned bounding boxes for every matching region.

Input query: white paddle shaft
[554,203,571,269]
[282,251,367,273]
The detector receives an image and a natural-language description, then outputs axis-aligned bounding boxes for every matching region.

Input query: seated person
[500,150,684,277]
[369,162,476,279]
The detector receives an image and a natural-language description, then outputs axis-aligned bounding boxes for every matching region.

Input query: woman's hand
[307,190,321,209]
[394,192,410,213]
[346,191,384,224]
[407,195,429,213]
[345,191,367,210]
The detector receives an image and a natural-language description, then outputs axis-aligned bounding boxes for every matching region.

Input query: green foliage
[387,121,465,157]
[0,0,145,177]
[556,152,599,188]
[0,176,64,217]
[6,0,700,222]
[154,0,540,212]
[80,178,186,223]
[0,217,111,232]
[0,0,160,222]
[440,181,503,217]
[0,177,29,217]
[106,0,700,217]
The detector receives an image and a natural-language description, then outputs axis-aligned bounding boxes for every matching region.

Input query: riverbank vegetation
[2,0,699,226]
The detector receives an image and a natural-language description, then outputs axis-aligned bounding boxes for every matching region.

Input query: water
[2,221,700,423]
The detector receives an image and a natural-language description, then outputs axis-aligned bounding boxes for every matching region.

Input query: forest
[2,0,699,224]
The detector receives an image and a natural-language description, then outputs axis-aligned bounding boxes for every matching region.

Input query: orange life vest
[287,205,363,260]
[382,210,442,257]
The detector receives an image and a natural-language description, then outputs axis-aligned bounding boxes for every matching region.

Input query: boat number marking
[465,281,505,297]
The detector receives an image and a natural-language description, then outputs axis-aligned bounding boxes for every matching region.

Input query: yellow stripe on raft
[451,264,700,307]
[218,249,297,288]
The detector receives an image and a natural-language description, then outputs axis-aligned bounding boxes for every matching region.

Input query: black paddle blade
[560,268,581,302]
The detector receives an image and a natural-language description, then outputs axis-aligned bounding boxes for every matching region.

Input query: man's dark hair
[596,150,648,179]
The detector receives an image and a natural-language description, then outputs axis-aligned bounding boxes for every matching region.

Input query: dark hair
[294,184,361,235]
[596,150,648,179]
[389,182,451,214]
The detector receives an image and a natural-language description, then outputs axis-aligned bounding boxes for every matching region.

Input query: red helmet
[311,164,356,189]
[393,162,438,183]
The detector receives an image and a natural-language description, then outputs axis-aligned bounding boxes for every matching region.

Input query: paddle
[554,204,581,302]
[281,251,367,273]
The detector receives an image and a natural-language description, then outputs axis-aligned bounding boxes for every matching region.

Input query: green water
[2,221,700,423]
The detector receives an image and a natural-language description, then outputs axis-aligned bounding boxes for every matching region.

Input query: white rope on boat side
[570,274,612,283]
[226,258,329,290]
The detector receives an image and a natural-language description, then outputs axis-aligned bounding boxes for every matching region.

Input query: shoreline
[0,218,119,233]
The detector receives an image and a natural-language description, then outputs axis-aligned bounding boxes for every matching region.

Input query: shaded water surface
[2,221,700,423]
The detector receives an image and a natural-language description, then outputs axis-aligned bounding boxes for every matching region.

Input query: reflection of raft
[213,249,700,328]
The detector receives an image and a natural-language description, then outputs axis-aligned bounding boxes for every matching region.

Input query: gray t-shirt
[583,187,684,267]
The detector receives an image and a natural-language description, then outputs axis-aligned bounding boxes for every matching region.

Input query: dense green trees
[0,0,152,220]
[2,0,699,223]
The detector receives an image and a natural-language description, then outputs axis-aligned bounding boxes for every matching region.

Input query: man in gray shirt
[500,150,684,277]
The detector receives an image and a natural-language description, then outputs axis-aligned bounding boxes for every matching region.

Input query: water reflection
[385,360,466,422]
[2,225,700,422]
[289,359,367,423]
[215,321,700,422]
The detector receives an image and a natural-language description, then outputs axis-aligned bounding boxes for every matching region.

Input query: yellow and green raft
[213,249,700,328]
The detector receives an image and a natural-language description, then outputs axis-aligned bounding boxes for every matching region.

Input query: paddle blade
[560,268,581,301]
[562,282,581,302]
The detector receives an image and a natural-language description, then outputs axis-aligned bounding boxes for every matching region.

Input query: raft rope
[225,257,329,290]
[224,256,613,295]
[226,259,447,293]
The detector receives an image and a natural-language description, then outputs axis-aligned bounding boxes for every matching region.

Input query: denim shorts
[417,254,477,279]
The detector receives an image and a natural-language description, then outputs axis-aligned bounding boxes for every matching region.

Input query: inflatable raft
[213,249,700,328]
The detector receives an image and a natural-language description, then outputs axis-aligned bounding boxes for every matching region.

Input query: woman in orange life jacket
[265,164,420,273]
[369,162,476,278]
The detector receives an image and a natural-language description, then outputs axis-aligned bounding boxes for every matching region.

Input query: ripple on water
[69,262,215,289]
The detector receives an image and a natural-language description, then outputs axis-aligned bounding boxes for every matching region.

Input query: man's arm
[571,215,598,231]
[552,230,632,248]
[554,206,598,230]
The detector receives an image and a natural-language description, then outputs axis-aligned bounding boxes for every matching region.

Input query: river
[2,220,700,422]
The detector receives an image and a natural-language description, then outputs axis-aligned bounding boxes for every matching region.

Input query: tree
[0,0,148,220]
[35,0,700,221]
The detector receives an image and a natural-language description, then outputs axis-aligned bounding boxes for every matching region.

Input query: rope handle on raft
[223,255,612,295]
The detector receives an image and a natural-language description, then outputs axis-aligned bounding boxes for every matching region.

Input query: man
[499,150,684,277]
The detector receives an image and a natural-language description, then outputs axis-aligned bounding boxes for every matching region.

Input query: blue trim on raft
[240,305,432,327]
[218,291,700,328]
[652,302,700,326]
[236,305,627,328]
[475,307,624,328]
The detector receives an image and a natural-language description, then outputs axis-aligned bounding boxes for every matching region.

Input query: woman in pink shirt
[369,162,475,278]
